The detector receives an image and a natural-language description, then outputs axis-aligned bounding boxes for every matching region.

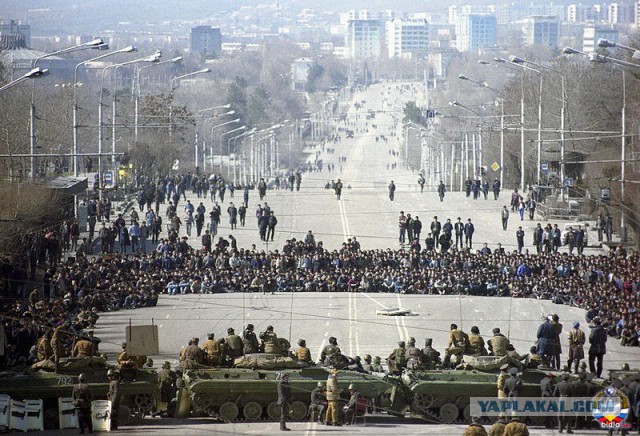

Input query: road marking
[165,314,170,319]
[348,291,354,356]
[354,292,360,356]
[396,294,410,340]
[360,292,390,309]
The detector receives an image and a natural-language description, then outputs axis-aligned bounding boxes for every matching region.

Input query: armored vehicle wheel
[242,401,263,421]
[462,404,471,423]
[411,393,434,412]
[192,392,214,410]
[219,401,239,422]
[43,407,59,429]
[134,393,155,413]
[118,405,132,425]
[266,401,281,420]
[439,403,459,423]
[290,401,307,420]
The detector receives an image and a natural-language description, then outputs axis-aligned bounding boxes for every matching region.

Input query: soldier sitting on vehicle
[422,338,441,369]
[405,337,426,370]
[387,341,407,374]
[444,324,469,368]
[309,381,327,423]
[260,325,279,354]
[296,339,313,364]
[320,337,341,365]
[202,333,222,366]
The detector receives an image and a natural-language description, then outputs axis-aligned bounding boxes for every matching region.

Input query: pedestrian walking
[501,206,509,230]
[516,226,525,254]
[388,180,396,201]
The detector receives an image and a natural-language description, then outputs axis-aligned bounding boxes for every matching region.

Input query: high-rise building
[190,26,222,59]
[608,3,635,24]
[636,1,640,27]
[455,14,497,52]
[0,19,30,49]
[567,4,603,23]
[523,16,560,48]
[345,19,383,59]
[386,18,430,59]
[583,26,619,52]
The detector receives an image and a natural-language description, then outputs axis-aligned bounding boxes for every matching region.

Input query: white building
[636,1,640,27]
[455,14,497,52]
[386,18,430,59]
[291,57,316,91]
[607,3,635,24]
[345,19,383,59]
[583,26,619,52]
[523,16,560,48]
[567,4,603,23]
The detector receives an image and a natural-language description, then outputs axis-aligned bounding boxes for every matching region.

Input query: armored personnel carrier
[180,354,392,422]
[386,355,557,424]
[0,357,157,428]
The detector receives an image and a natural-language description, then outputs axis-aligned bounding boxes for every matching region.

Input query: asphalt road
[91,82,634,435]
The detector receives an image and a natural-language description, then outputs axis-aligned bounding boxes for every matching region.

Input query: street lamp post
[30,38,104,179]
[73,45,136,177]
[168,68,210,138]
[209,119,241,172]
[134,56,182,143]
[220,125,247,176]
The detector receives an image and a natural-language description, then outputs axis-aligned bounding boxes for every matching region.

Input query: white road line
[360,292,391,309]
[354,292,360,356]
[348,291,354,356]
[396,294,410,340]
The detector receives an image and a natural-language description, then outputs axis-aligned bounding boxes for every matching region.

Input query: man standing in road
[398,211,407,245]
[567,322,585,374]
[413,216,422,241]
[107,369,121,430]
[454,217,464,250]
[464,219,475,249]
[437,180,446,202]
[334,179,343,200]
[588,318,607,378]
[325,369,342,426]
[278,373,292,431]
[516,226,525,254]
[430,216,441,248]
[267,211,278,242]
[501,206,509,230]
[388,180,396,201]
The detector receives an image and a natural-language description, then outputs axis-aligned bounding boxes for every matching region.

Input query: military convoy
[0,357,158,429]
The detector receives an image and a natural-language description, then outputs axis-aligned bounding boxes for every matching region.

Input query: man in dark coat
[243,324,260,355]
[278,373,292,431]
[553,372,573,433]
[588,318,607,378]
[72,373,93,434]
[537,316,556,367]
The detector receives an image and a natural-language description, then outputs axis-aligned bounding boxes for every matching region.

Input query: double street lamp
[30,38,104,179]
[73,45,137,176]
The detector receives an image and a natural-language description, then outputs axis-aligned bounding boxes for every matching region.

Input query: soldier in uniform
[371,356,384,373]
[295,339,313,364]
[72,332,96,357]
[503,416,529,436]
[243,324,260,355]
[157,361,176,416]
[277,373,292,431]
[405,337,425,370]
[553,372,573,433]
[179,339,192,363]
[260,325,279,354]
[226,328,244,359]
[72,373,93,434]
[36,331,53,361]
[567,321,585,374]
[387,341,407,374]
[463,416,488,436]
[540,372,556,428]
[309,381,326,423]
[183,337,204,369]
[325,369,342,426]
[202,333,222,366]
[320,337,341,365]
[444,324,469,368]
[343,384,363,424]
[118,341,139,380]
[487,328,509,357]
[488,414,507,436]
[50,322,67,369]
[107,369,121,430]
[504,367,523,399]
[571,371,590,430]
[468,326,487,356]
[551,314,563,370]
[361,355,373,373]
[497,364,510,399]
[422,338,441,369]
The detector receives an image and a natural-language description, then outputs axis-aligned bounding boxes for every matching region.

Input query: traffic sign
[491,162,500,172]
[564,177,573,187]
[540,163,549,174]
[103,171,113,188]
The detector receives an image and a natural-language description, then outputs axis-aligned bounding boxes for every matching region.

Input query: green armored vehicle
[180,354,392,422]
[0,357,157,428]
[387,356,556,424]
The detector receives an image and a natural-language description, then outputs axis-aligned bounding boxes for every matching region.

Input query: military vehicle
[386,356,557,424]
[0,357,157,429]
[179,354,392,422]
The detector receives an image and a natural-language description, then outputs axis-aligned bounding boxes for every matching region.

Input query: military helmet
[328,336,337,344]
[78,373,85,382]
[364,354,372,361]
[408,337,416,346]
[424,338,433,347]
[146,358,154,366]
[622,363,630,371]
[348,384,355,390]
[162,361,171,369]
[450,323,458,330]
[298,339,306,347]
[373,356,381,362]
[267,325,274,331]
[398,341,405,347]
[509,367,518,376]
[121,341,127,348]
[107,369,119,378]
[192,337,199,343]
[247,324,254,330]
[471,326,480,334]
[207,332,215,339]
[227,327,235,334]
[317,381,323,388]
